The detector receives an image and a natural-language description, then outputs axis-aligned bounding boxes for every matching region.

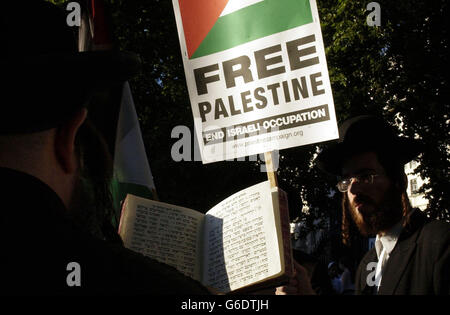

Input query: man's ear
[55,108,88,174]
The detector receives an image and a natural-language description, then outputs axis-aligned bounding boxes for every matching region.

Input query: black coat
[355,210,450,295]
[0,167,209,295]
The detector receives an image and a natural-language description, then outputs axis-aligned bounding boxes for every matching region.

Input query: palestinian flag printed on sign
[180,0,313,59]
[173,0,339,163]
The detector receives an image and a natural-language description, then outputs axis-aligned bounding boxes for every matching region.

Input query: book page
[202,181,282,293]
[119,195,205,281]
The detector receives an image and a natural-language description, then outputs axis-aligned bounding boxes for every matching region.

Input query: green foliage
[284,0,449,244]
[48,0,67,6]
[48,1,449,239]
[106,0,448,221]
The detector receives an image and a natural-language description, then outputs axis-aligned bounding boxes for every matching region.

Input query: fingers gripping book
[118,181,294,294]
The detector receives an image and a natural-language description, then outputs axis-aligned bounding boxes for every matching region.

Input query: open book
[118,181,294,294]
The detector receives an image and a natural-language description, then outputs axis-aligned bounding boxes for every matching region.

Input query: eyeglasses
[336,174,381,192]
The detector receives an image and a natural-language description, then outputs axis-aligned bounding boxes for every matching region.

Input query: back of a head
[1,1,88,134]
[0,1,141,135]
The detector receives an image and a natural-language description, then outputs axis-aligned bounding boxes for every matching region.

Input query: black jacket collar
[0,167,68,224]
[358,210,428,295]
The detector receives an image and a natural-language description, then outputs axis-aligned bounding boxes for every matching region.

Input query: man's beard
[347,189,404,236]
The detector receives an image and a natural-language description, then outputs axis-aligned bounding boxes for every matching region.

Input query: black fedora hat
[0,1,140,134]
[315,115,424,176]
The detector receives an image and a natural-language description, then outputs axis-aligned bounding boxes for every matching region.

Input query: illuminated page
[119,194,205,281]
[202,181,282,293]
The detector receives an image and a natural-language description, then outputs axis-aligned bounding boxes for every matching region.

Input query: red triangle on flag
[179,0,229,58]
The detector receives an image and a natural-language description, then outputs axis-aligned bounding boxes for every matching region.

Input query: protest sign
[172,0,339,163]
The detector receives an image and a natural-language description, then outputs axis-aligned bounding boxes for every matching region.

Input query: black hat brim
[3,50,141,87]
[315,126,425,177]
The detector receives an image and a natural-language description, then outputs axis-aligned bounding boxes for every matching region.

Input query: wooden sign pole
[264,151,278,189]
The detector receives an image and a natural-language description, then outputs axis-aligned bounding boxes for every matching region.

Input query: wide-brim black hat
[315,115,425,176]
[0,1,141,134]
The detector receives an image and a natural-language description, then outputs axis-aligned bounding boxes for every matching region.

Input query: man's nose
[348,178,363,195]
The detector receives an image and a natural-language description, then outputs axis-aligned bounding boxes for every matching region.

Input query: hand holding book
[275,260,316,295]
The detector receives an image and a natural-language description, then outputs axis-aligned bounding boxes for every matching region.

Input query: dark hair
[71,118,122,244]
[341,194,357,246]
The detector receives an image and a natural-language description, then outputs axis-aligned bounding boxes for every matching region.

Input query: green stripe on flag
[191,0,313,59]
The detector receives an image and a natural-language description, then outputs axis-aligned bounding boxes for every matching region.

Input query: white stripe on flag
[113,82,155,190]
[220,0,265,16]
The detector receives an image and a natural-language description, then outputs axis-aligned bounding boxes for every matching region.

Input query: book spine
[117,195,129,235]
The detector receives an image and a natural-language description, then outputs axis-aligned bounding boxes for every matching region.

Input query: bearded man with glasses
[277,115,449,295]
[314,115,449,295]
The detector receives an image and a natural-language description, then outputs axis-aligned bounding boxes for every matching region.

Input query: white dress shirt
[374,220,404,292]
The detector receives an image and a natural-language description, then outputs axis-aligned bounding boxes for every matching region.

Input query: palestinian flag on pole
[79,0,156,218]
[110,82,156,214]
